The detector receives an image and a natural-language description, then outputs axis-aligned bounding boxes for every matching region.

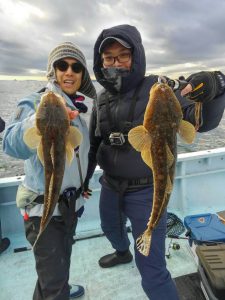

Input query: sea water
[0,80,225,178]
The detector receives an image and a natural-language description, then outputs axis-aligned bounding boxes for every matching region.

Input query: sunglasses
[54,60,84,73]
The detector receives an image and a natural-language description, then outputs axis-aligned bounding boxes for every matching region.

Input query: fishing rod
[167,234,225,245]
[13,226,133,252]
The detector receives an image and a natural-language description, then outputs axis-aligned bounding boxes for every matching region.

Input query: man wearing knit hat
[46,41,96,100]
[3,42,96,299]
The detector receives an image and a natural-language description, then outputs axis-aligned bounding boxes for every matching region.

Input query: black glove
[186,71,225,103]
[82,178,92,199]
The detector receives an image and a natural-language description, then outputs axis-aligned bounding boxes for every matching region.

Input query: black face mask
[101,67,130,91]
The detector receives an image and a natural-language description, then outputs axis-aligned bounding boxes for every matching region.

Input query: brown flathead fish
[23,92,82,247]
[128,83,195,256]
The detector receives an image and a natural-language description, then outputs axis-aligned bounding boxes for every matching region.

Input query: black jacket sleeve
[199,92,225,132]
[85,102,102,182]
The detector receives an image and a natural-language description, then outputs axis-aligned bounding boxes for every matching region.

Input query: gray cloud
[0,0,225,79]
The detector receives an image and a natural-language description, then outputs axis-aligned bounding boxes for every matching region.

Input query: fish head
[37,92,67,118]
[144,83,183,131]
[36,92,70,135]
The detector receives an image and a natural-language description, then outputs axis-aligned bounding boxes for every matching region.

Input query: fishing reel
[171,242,180,250]
[167,79,188,91]
[166,240,181,259]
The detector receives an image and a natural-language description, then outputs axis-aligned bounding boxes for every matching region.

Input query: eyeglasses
[54,60,84,73]
[102,52,131,66]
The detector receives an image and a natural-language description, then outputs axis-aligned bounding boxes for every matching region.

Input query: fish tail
[32,232,41,250]
[32,205,53,250]
[136,229,152,256]
[32,209,52,249]
[40,208,51,234]
[40,140,65,235]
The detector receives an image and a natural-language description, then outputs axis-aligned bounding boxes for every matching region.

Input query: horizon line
[0,75,97,81]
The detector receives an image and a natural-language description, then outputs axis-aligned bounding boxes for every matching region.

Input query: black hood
[93,24,146,93]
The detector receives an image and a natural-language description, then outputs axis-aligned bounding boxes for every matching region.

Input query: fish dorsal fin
[23,127,41,149]
[65,143,75,165]
[141,148,153,169]
[178,120,196,144]
[166,144,174,168]
[128,125,151,152]
[65,126,83,165]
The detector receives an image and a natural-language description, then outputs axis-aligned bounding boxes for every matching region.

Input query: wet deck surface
[0,231,197,300]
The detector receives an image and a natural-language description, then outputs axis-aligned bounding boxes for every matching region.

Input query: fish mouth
[157,76,171,91]
[155,81,167,92]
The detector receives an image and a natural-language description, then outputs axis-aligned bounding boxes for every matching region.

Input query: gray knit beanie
[46,42,96,99]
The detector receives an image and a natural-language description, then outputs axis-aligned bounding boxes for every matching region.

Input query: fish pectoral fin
[23,127,41,149]
[136,229,152,256]
[178,120,196,144]
[65,127,83,165]
[37,142,44,165]
[141,149,153,169]
[166,175,173,194]
[66,143,75,165]
[166,144,174,168]
[128,125,151,152]
[67,126,83,148]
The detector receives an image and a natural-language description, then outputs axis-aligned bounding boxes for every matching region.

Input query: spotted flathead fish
[128,82,195,256]
[23,92,82,247]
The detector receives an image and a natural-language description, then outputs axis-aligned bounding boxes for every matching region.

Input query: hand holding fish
[128,83,195,256]
[23,92,83,248]
[180,71,225,103]
[66,107,79,120]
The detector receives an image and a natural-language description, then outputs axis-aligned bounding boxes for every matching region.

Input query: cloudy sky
[0,0,225,80]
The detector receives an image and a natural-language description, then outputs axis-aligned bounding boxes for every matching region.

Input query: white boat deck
[1,230,197,300]
[1,147,225,299]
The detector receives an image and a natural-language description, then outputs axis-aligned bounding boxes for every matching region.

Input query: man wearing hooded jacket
[84,24,225,299]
